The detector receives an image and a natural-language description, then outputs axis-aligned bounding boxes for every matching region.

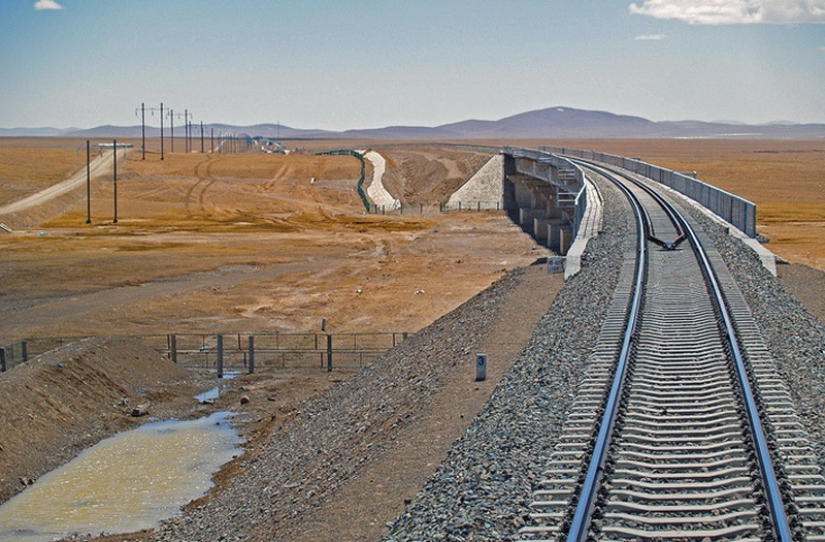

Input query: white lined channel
[0,412,241,541]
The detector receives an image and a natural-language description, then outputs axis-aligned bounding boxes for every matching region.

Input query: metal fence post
[326,334,333,372]
[169,334,177,363]
[248,335,255,374]
[217,334,224,378]
[0,347,6,372]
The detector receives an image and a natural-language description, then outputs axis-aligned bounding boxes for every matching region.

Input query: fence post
[21,340,28,362]
[326,334,333,372]
[217,334,224,378]
[169,334,177,363]
[0,347,6,372]
[248,335,255,374]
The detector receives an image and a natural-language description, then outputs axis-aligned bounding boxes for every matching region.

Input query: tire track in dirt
[187,156,219,213]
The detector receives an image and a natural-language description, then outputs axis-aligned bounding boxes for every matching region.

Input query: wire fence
[0,332,410,375]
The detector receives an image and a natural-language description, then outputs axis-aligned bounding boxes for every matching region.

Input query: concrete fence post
[217,334,224,378]
[169,334,177,363]
[326,334,333,372]
[248,335,255,374]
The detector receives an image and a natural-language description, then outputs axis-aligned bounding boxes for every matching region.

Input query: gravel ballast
[383,180,632,541]
[383,174,825,541]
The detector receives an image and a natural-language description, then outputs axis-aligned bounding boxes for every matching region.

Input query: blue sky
[1,0,823,130]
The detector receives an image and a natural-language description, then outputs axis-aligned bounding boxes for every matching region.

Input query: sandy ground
[0,146,546,344]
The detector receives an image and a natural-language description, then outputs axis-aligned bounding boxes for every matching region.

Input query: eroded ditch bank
[0,412,241,541]
[0,337,211,507]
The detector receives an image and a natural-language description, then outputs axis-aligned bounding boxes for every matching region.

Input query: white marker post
[475,353,487,382]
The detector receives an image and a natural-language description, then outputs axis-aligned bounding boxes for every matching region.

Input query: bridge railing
[540,146,757,237]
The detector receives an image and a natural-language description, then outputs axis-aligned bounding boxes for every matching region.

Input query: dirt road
[0,149,114,216]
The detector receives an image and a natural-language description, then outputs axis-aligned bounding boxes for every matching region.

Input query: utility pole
[86,140,91,224]
[134,103,146,160]
[160,102,164,160]
[112,139,118,223]
[169,109,174,153]
[168,109,191,154]
[136,103,167,159]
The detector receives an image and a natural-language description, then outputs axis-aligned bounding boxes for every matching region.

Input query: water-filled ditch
[0,411,241,541]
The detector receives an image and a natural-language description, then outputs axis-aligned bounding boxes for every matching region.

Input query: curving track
[521,161,825,541]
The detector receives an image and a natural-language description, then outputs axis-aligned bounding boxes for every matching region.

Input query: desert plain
[0,136,823,541]
[1,137,823,344]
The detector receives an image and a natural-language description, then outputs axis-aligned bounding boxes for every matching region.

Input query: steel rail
[563,164,650,542]
[563,160,792,541]
[582,160,792,540]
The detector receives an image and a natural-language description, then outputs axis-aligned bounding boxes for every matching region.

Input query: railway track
[521,161,825,541]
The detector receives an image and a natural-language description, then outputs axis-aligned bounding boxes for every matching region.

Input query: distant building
[96,143,134,149]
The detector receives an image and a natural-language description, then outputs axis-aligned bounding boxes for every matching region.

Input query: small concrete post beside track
[475,353,487,382]
[217,334,224,378]
[547,256,565,274]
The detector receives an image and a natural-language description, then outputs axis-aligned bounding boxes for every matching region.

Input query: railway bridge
[497,146,776,278]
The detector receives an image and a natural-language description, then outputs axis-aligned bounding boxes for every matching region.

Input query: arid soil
[0,145,546,343]
[0,138,823,541]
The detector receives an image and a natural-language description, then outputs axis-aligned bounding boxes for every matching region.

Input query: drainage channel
[0,411,241,542]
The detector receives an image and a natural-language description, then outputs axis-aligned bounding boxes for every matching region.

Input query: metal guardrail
[540,146,758,238]
[0,332,410,374]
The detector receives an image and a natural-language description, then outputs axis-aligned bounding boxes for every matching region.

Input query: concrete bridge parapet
[502,147,601,278]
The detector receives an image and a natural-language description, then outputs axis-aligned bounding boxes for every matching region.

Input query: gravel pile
[382,182,632,541]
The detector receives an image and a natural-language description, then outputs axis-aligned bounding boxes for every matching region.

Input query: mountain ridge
[1,106,823,139]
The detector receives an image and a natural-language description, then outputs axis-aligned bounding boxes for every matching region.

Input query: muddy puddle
[0,412,241,541]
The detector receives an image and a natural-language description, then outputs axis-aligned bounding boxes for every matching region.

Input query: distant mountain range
[2,107,823,139]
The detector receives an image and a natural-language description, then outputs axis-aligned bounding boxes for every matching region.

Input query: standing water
[0,412,241,541]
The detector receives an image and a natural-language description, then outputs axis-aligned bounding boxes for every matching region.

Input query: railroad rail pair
[521,161,825,541]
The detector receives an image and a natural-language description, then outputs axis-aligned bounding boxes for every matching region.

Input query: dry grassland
[0,139,544,344]
[1,137,823,345]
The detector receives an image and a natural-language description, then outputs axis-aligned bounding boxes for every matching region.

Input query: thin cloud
[629,0,825,24]
[34,0,63,10]
[635,33,668,40]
